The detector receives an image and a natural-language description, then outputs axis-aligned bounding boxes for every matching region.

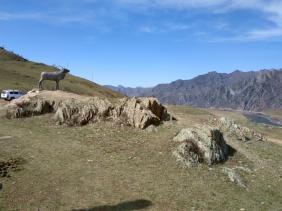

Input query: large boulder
[173,127,229,167]
[5,91,173,129]
[116,97,171,129]
[218,117,266,141]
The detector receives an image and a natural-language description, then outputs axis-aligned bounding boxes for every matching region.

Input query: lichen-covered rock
[116,97,171,129]
[54,98,114,126]
[218,117,266,141]
[173,127,229,167]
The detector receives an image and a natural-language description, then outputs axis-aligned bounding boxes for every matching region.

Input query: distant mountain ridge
[106,69,282,111]
[104,85,153,97]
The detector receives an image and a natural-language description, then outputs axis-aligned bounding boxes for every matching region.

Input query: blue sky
[1,0,282,87]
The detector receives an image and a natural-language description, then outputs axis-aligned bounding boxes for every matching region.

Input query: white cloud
[164,22,190,31]
[118,0,264,10]
[244,1,282,40]
[2,0,282,41]
[0,11,95,24]
[139,25,154,33]
[138,22,191,34]
[118,0,227,9]
[0,12,42,21]
[117,0,282,40]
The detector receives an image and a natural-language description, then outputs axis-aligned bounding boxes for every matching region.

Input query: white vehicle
[1,90,25,101]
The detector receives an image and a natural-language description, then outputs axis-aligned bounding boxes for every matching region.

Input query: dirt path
[268,138,282,145]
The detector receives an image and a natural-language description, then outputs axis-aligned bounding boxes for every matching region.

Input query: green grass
[0,48,123,99]
[0,104,281,210]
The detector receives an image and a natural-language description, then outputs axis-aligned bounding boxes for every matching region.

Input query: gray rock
[222,167,247,189]
[116,97,170,129]
[173,127,229,167]
[145,125,159,133]
[218,117,267,141]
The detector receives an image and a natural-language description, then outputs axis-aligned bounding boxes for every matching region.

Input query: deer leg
[56,80,59,90]
[38,79,43,90]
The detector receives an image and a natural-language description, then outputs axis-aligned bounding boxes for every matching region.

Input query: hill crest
[0,47,123,99]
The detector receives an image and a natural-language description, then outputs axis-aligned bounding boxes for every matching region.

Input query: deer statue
[38,67,70,90]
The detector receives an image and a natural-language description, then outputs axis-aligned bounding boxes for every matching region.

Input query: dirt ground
[0,103,282,210]
[0,99,7,106]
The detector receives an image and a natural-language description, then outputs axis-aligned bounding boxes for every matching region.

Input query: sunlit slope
[0,47,123,98]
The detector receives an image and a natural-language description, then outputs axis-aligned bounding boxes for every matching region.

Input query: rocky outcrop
[5,91,173,129]
[54,97,114,126]
[5,91,60,118]
[218,117,266,141]
[116,97,171,129]
[55,97,171,129]
[173,127,229,167]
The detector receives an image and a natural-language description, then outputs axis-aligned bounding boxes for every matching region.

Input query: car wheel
[9,97,15,101]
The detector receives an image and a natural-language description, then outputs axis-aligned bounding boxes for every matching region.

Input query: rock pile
[173,127,229,167]
[5,91,173,129]
[218,117,266,141]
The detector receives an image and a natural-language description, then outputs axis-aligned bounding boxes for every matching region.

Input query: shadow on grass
[72,199,153,211]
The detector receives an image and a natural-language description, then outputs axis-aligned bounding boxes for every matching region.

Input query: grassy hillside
[0,47,123,98]
[0,104,281,210]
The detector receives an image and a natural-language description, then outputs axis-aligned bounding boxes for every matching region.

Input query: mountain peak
[207,71,218,75]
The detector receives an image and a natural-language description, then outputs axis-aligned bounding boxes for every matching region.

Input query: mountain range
[106,69,282,111]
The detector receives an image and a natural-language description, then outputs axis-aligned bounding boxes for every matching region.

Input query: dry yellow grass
[0,104,281,210]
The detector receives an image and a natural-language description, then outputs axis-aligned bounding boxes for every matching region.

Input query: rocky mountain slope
[0,47,123,98]
[104,85,152,97]
[106,69,282,111]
